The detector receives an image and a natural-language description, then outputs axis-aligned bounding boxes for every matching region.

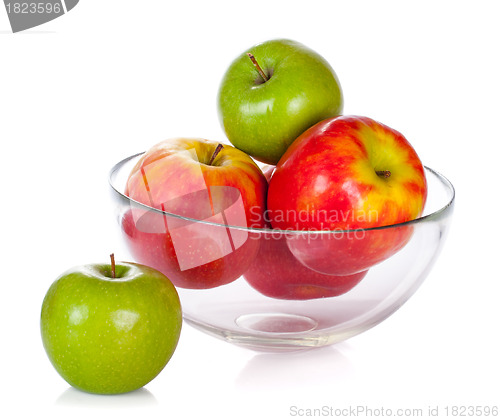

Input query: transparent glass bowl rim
[109,152,455,235]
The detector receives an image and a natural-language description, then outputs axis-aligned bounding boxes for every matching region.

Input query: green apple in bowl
[40,256,182,395]
[217,39,343,165]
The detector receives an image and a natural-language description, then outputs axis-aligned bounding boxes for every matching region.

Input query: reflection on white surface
[235,345,355,390]
[55,387,158,408]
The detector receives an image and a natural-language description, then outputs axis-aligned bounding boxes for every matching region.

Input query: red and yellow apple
[123,138,268,289]
[267,115,427,275]
[244,232,367,300]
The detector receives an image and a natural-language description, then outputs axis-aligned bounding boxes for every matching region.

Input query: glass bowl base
[235,313,318,334]
[183,309,366,352]
[184,317,339,352]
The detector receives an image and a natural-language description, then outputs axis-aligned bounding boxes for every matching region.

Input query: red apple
[244,232,367,300]
[123,138,268,289]
[267,115,427,275]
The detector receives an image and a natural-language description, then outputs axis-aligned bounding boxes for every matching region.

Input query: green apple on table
[217,39,343,164]
[40,255,182,395]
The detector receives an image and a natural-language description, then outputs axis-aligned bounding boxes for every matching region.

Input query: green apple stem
[247,53,269,82]
[208,144,224,166]
[376,170,392,179]
[110,253,116,279]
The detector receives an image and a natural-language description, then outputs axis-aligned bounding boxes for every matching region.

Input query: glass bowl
[109,153,455,351]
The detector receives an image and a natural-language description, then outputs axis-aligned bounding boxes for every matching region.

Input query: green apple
[40,256,182,395]
[217,39,343,164]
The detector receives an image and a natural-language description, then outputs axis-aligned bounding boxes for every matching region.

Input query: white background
[1,1,499,419]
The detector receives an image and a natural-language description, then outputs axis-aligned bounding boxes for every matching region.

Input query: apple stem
[376,170,392,179]
[110,253,116,279]
[208,144,224,166]
[247,53,269,82]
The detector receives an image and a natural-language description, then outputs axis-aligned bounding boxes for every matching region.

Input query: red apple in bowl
[123,138,268,289]
[244,232,367,300]
[267,115,427,275]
